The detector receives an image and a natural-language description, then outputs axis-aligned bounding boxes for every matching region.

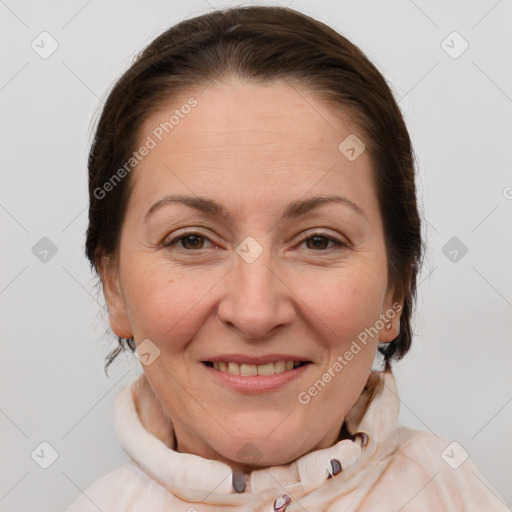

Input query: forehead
[129,77,375,213]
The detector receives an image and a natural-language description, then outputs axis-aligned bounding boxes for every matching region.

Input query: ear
[378,283,404,344]
[97,256,133,339]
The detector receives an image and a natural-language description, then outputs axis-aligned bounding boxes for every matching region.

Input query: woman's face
[101,77,402,471]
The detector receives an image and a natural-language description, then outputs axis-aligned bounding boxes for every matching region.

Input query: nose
[217,244,295,340]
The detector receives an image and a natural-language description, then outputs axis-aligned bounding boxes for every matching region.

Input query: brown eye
[164,232,212,250]
[180,234,205,249]
[303,234,340,251]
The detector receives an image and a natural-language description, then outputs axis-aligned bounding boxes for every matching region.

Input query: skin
[99,76,403,474]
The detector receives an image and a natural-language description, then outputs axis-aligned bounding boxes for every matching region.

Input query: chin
[214,435,308,469]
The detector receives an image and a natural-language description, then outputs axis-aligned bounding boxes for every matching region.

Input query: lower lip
[202,362,311,392]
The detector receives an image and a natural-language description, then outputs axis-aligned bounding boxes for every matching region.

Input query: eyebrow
[144,194,366,223]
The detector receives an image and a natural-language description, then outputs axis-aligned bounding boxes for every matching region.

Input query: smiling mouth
[202,360,311,376]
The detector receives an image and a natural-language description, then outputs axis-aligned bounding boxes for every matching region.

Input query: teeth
[211,360,306,376]
[240,363,258,376]
[257,363,274,376]
[274,361,286,373]
[227,362,240,375]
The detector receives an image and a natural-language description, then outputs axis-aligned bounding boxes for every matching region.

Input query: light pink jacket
[64,370,509,511]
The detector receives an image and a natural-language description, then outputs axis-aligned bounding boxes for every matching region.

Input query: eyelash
[162,231,347,252]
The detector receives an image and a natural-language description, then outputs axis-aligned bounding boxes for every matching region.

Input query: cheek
[122,260,213,343]
[292,265,386,346]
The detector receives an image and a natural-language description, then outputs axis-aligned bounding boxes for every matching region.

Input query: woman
[65,5,508,511]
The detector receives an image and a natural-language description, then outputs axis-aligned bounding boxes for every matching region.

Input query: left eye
[300,234,343,250]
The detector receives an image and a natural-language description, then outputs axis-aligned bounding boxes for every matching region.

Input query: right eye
[163,232,215,251]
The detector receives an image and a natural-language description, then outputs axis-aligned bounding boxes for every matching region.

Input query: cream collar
[114,370,400,505]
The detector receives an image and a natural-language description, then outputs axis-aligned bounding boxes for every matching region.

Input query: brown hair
[85,5,424,373]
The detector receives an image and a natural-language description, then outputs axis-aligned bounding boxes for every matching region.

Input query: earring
[385,321,392,330]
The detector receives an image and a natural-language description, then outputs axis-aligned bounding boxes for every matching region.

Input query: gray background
[1,0,511,510]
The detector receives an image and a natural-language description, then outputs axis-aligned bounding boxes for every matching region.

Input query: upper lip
[202,354,312,365]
